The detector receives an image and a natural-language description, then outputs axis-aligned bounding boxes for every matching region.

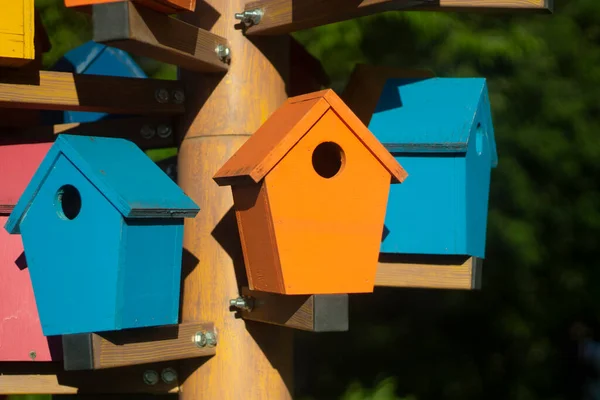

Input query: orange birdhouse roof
[213,89,408,186]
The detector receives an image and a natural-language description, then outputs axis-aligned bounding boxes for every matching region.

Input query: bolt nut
[215,44,231,62]
[161,367,178,384]
[234,9,263,26]
[157,124,172,138]
[172,89,185,104]
[155,88,170,104]
[140,124,156,139]
[230,296,254,312]
[205,331,217,347]
[194,331,207,348]
[143,369,159,385]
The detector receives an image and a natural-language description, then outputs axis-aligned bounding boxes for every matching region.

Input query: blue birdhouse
[4,135,199,336]
[368,77,497,259]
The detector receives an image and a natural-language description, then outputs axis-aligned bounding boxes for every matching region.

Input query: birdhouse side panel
[381,154,467,256]
[265,109,390,295]
[465,118,494,259]
[232,184,284,293]
[119,219,185,329]
[19,155,124,336]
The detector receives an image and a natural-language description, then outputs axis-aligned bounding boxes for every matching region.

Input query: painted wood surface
[243,0,552,35]
[177,0,293,397]
[0,0,34,67]
[240,288,348,331]
[6,135,199,336]
[66,0,196,14]
[0,71,184,114]
[0,362,179,394]
[93,2,229,73]
[376,255,482,289]
[62,321,216,370]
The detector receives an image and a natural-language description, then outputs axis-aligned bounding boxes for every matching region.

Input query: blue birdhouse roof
[368,77,498,167]
[6,135,199,234]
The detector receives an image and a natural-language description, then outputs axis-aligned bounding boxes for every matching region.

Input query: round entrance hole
[55,185,82,220]
[312,142,345,179]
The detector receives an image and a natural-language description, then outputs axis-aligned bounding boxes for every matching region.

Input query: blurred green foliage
[17,0,600,399]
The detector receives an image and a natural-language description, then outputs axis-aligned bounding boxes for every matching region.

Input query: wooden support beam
[376,255,482,290]
[0,116,176,149]
[241,0,553,35]
[0,70,185,114]
[0,362,179,394]
[239,288,349,332]
[62,322,216,371]
[93,2,229,73]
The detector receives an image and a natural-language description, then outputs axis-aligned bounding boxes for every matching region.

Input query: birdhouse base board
[240,287,348,332]
[375,255,482,290]
[62,321,216,371]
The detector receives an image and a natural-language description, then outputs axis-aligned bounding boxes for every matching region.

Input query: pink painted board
[0,142,61,362]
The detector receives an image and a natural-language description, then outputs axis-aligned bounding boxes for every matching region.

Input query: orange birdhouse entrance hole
[214,90,407,295]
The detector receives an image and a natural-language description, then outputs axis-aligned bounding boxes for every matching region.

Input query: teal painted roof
[6,135,199,234]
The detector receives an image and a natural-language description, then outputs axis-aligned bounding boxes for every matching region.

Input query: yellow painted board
[0,0,35,67]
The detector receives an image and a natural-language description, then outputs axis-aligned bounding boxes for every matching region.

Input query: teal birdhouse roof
[6,135,199,234]
[368,77,498,167]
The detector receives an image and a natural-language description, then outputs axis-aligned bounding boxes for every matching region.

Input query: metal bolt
[205,331,217,347]
[29,351,36,360]
[161,367,178,384]
[140,124,156,139]
[157,124,172,138]
[215,44,231,62]
[172,89,185,104]
[234,9,263,26]
[194,331,207,348]
[143,369,159,385]
[155,88,170,104]
[230,296,254,312]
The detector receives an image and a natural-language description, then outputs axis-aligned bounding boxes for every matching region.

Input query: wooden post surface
[177,1,293,399]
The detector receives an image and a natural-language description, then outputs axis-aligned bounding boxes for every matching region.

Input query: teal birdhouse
[4,135,199,336]
[367,77,497,259]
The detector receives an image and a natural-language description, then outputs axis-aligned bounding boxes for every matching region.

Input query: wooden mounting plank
[0,70,185,114]
[0,362,179,394]
[242,0,553,35]
[93,2,229,73]
[0,116,176,149]
[239,287,348,332]
[66,0,196,14]
[376,255,482,290]
[62,322,216,371]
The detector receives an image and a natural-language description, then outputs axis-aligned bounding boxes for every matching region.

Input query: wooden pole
[177,1,293,399]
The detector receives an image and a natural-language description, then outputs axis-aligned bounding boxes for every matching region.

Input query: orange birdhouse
[214,89,407,295]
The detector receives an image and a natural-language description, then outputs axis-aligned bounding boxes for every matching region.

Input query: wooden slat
[242,0,553,35]
[0,70,185,114]
[376,255,482,290]
[0,362,179,394]
[93,2,228,73]
[240,287,348,332]
[0,116,176,149]
[62,322,216,370]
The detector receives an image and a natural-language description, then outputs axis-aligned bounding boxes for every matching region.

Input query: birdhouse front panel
[264,109,391,295]
[19,155,125,336]
[0,0,34,67]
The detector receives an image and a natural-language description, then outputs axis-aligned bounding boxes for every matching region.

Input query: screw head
[157,124,172,138]
[194,331,207,348]
[155,88,170,104]
[172,90,185,104]
[161,367,178,384]
[143,370,159,385]
[215,44,231,62]
[29,351,36,360]
[205,331,217,347]
[140,124,156,139]
[230,296,254,312]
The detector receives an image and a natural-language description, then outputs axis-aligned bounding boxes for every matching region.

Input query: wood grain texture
[62,322,215,370]
[376,255,482,290]
[0,116,176,149]
[0,0,34,67]
[0,70,184,114]
[177,0,293,397]
[243,0,552,35]
[0,362,179,394]
[241,288,348,332]
[66,0,195,14]
[93,2,228,73]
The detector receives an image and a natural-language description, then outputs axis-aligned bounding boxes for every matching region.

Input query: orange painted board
[66,0,195,14]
